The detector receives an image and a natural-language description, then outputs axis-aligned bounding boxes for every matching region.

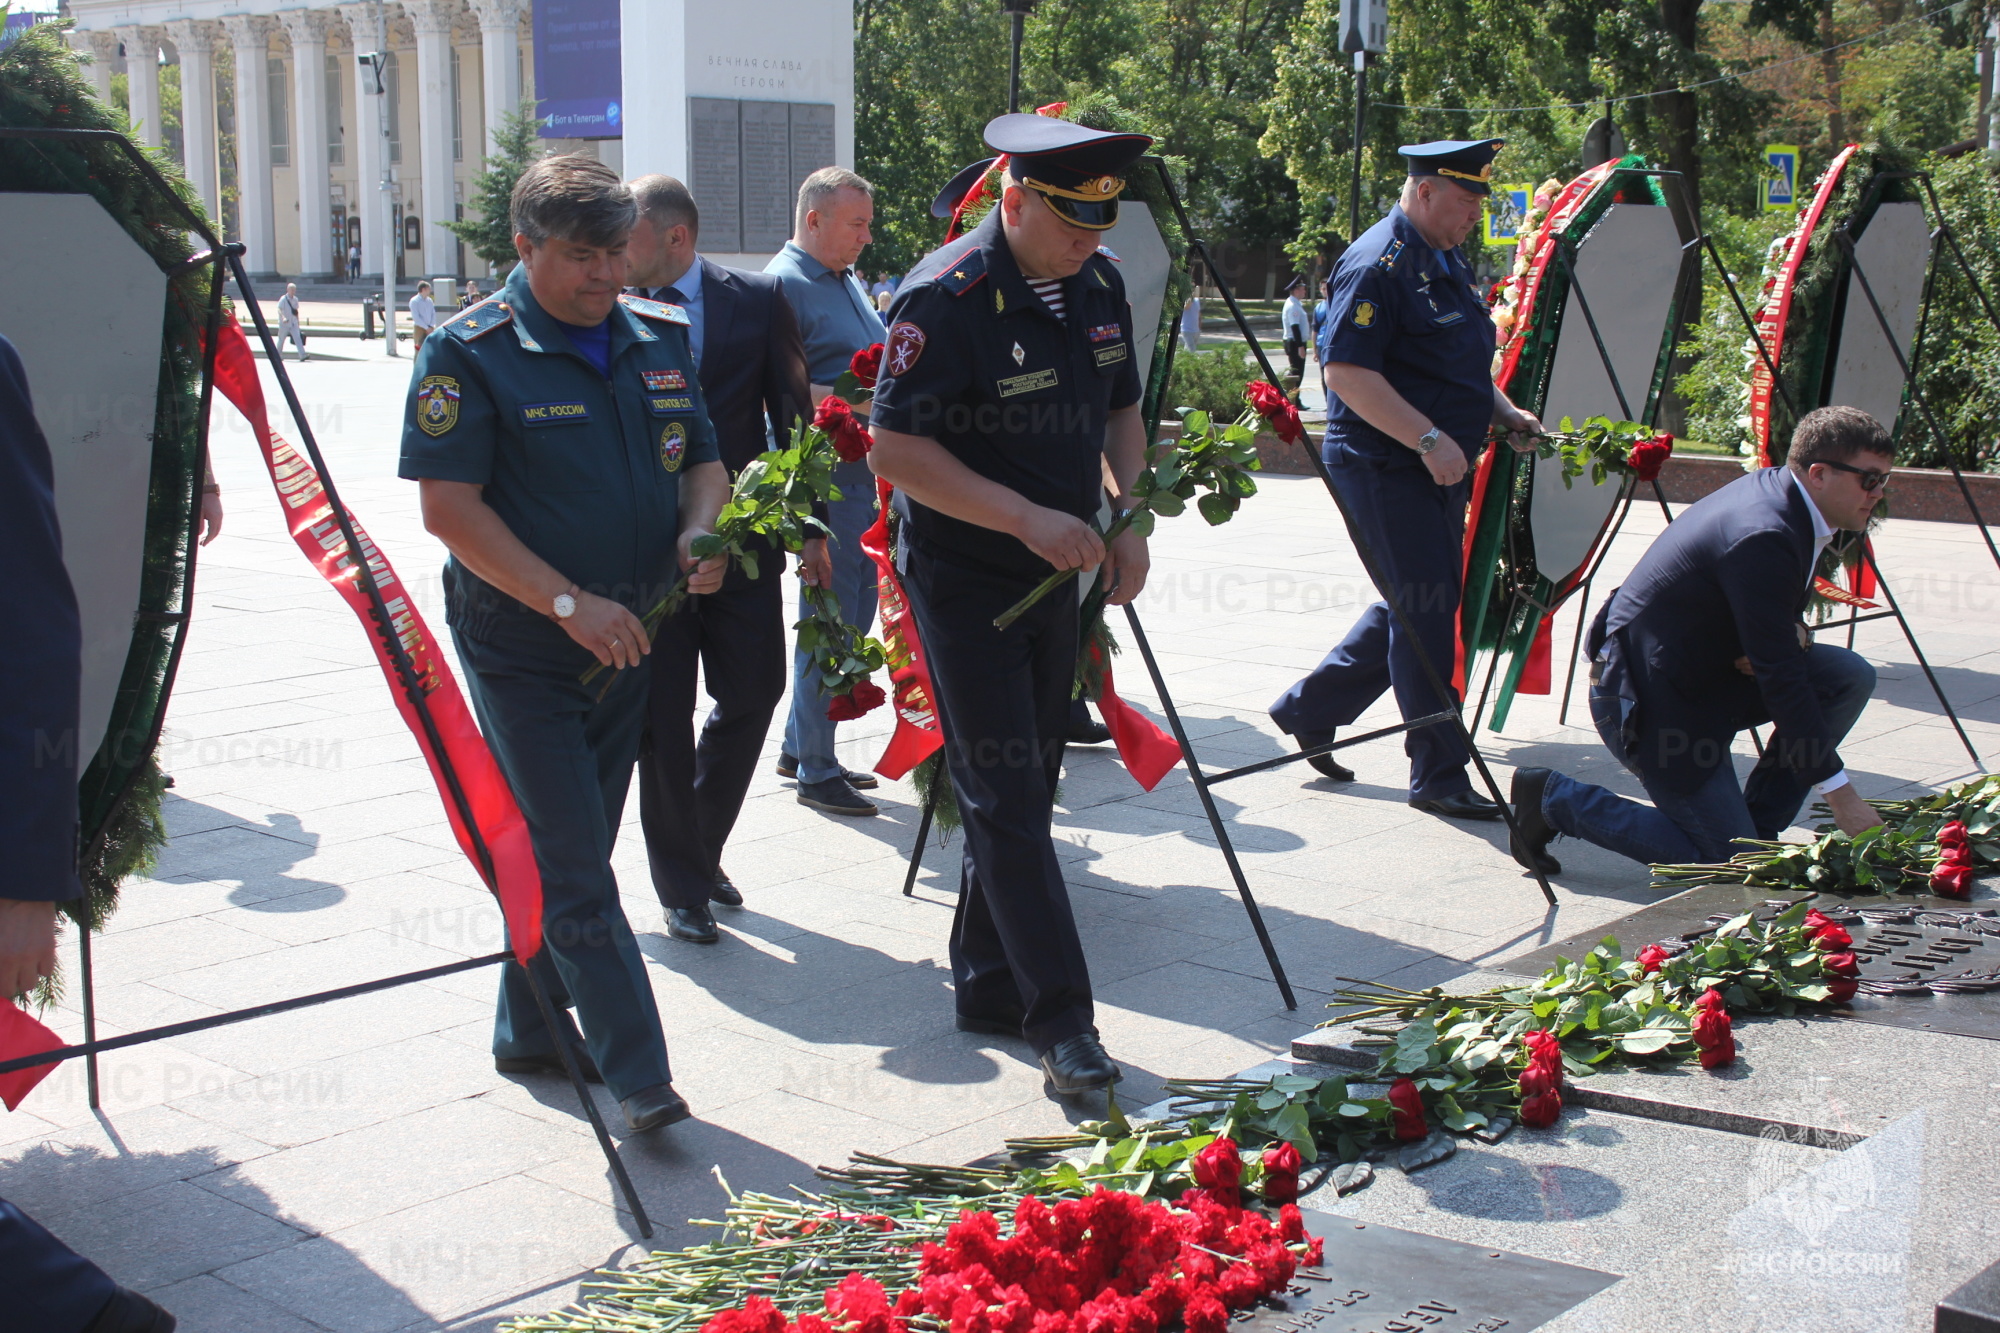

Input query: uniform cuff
[1816,769,1850,795]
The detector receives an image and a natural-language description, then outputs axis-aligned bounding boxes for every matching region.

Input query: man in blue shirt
[765,167,889,817]
[400,156,728,1134]
[1270,140,1541,820]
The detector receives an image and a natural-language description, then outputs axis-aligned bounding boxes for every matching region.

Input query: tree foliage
[444,105,542,277]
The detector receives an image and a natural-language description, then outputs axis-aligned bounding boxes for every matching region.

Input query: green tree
[445,105,542,276]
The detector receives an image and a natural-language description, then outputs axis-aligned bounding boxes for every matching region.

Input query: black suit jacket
[1588,466,1839,795]
[0,334,84,902]
[665,258,811,473]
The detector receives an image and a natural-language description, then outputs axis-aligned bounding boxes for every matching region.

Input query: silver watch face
[1418,430,1440,454]
[553,593,576,619]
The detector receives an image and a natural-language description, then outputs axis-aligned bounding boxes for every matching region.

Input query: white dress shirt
[1786,464,1847,794]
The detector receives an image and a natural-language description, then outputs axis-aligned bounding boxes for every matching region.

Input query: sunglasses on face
[1817,459,1890,493]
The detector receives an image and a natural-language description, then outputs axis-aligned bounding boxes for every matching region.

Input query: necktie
[661,286,686,304]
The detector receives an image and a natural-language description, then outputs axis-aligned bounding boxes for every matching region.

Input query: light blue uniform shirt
[764,240,886,383]
[641,254,705,368]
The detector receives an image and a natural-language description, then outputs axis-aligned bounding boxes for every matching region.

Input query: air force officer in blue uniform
[1270,140,1540,819]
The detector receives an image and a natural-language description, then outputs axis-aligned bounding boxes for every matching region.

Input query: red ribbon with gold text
[861,478,947,780]
[210,316,545,960]
[1749,145,1861,468]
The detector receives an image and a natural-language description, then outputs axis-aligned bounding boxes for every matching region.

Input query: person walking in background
[1280,275,1311,403]
[1180,292,1202,350]
[276,282,307,362]
[348,241,361,280]
[765,166,889,818]
[408,280,437,352]
[870,271,894,312]
[622,173,814,945]
[461,279,482,311]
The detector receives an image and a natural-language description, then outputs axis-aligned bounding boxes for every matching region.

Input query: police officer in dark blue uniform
[1270,140,1541,819]
[869,114,1152,1094]
[400,156,729,1134]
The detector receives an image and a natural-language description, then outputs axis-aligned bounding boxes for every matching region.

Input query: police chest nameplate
[998,367,1059,396]
[521,400,590,426]
[1093,344,1128,367]
[647,393,696,416]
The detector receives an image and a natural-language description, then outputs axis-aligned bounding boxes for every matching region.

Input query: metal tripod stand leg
[903,786,938,896]
[520,962,653,1237]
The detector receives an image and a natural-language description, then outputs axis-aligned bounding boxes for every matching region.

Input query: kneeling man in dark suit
[1511,406,1891,872]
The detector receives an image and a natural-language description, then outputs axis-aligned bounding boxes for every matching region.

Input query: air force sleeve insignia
[1351,300,1378,329]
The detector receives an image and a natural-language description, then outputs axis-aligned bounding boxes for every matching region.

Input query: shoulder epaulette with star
[440,298,513,341]
[935,248,987,296]
[618,293,691,325]
[1374,239,1406,272]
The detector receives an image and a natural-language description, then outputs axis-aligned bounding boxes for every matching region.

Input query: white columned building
[112,24,165,148]
[69,0,853,282]
[280,9,339,278]
[162,20,220,222]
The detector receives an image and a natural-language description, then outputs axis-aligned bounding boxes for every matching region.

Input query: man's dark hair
[631,174,700,240]
[1789,405,1895,468]
[511,154,636,249]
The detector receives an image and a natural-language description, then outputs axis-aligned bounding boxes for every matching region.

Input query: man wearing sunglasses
[1509,406,1892,873]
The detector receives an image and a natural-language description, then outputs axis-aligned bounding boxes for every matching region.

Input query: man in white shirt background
[276,282,307,362]
[1280,275,1312,405]
[409,280,437,352]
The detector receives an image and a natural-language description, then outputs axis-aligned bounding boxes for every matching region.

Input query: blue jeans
[1542,644,1876,865]
[783,460,880,784]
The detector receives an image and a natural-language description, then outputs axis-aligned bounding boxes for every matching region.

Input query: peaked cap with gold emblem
[978,113,1154,231]
[1398,138,1506,196]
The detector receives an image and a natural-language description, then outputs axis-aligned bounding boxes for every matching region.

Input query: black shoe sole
[956,1012,1025,1036]
[1410,798,1502,821]
[667,924,720,943]
[625,1098,693,1133]
[1043,1067,1122,1094]
[1306,756,1356,782]
[844,770,881,790]
[797,793,879,816]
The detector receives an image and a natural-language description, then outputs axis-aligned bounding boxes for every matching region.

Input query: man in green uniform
[399,155,727,1133]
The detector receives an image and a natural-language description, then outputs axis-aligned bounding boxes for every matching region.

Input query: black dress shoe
[1509,767,1564,875]
[710,870,744,907]
[1410,789,1502,820]
[956,1008,1026,1036]
[1040,1033,1121,1094]
[1294,730,1355,783]
[495,1044,603,1084]
[777,753,879,789]
[621,1082,692,1132]
[667,904,720,943]
[797,776,879,816]
[85,1287,176,1333]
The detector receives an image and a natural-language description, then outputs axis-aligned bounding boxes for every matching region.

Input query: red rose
[1260,1143,1302,1204]
[1821,951,1860,978]
[1522,1029,1562,1080]
[1626,433,1674,482]
[849,342,884,389]
[1191,1138,1243,1208]
[1804,908,1836,934]
[1244,380,1305,445]
[1518,1062,1557,1100]
[1828,977,1858,1003]
[1695,987,1725,1011]
[1934,863,1974,898]
[813,395,873,462]
[1691,989,1734,1069]
[1939,821,1970,853]
[1387,1078,1427,1142]
[1809,923,1853,952]
[1519,1090,1562,1129]
[825,680,887,722]
[1636,943,1669,975]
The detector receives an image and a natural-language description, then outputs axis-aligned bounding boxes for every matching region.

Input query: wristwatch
[552,585,579,619]
[1415,426,1443,455]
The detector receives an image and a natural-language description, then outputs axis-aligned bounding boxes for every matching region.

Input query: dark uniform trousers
[903,545,1093,1054]
[1270,438,1474,804]
[0,1198,115,1332]
[451,611,671,1101]
[638,541,788,906]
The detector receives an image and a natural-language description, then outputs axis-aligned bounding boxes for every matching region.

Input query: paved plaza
[5,340,1995,1331]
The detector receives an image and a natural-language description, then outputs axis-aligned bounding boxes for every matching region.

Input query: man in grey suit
[624,175,818,944]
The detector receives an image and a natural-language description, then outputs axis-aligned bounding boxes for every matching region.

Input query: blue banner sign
[533,0,621,139]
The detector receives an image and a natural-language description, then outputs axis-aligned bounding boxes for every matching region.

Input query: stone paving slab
[4,348,1995,1329]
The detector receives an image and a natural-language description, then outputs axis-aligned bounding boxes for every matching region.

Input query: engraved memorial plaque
[740,101,794,253]
[689,98,743,254]
[789,102,836,200]
[1253,1211,1618,1333]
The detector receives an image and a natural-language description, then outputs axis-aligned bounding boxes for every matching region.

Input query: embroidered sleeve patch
[1351,300,1378,329]
[416,376,461,436]
[660,421,688,472]
[885,322,927,377]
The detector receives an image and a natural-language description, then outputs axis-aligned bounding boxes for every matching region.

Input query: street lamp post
[360,8,399,357]
[1001,0,1037,114]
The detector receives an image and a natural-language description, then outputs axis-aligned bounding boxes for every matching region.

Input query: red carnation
[1387,1078,1427,1142]
[1636,943,1669,975]
[1519,1090,1562,1129]
[1191,1138,1243,1209]
[1260,1143,1302,1205]
[1691,988,1735,1069]
[1245,379,1304,446]
[1933,862,1974,898]
[1626,433,1674,482]
[813,395,874,462]
[825,679,887,722]
[849,342,884,389]
[701,1296,789,1333]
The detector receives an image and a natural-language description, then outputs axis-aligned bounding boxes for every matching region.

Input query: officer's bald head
[512,155,637,251]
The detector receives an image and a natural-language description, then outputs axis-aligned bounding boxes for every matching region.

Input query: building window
[450,47,464,162]
[326,53,344,165]
[268,55,290,167]
[384,49,401,164]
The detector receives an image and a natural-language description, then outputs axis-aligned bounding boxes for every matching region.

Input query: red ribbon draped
[0,998,62,1110]
[1749,145,1861,468]
[211,317,545,960]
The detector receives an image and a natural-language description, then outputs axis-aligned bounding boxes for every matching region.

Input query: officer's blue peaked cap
[930,113,1154,232]
[1399,138,1506,196]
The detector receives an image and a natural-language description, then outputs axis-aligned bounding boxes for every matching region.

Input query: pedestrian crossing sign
[1762,145,1800,212]
[1485,185,1531,246]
